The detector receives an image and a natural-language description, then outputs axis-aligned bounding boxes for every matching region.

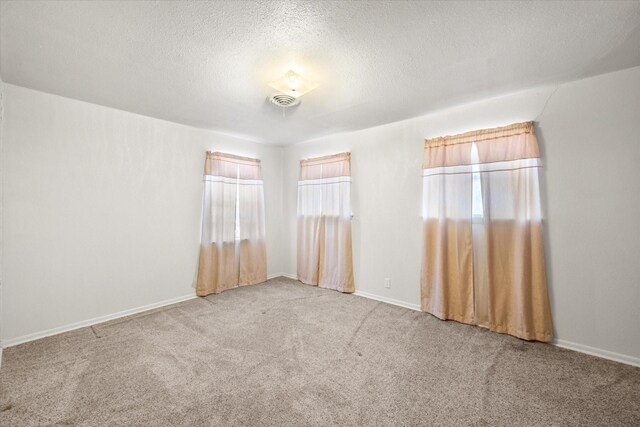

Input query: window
[421,122,552,341]
[196,152,267,296]
[234,165,241,241]
[471,143,484,220]
[297,153,354,293]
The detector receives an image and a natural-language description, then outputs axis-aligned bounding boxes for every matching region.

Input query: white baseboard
[1,277,298,349]
[353,289,421,312]
[2,282,638,370]
[552,339,640,368]
[353,289,640,368]
[0,293,197,349]
[267,272,297,280]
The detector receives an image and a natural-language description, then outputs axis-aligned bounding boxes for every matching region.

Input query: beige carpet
[1,277,639,426]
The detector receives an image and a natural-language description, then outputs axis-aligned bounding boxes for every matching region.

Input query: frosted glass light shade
[268,70,318,98]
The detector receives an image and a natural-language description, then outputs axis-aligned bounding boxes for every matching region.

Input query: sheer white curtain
[421,122,552,341]
[196,152,267,297]
[421,141,474,324]
[297,153,354,293]
[238,161,267,287]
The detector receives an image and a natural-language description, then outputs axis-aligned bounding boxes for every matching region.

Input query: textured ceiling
[1,1,640,144]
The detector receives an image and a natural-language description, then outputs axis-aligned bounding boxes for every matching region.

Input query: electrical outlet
[384,278,391,288]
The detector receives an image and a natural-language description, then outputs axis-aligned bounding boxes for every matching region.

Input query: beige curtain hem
[196,281,267,298]
[422,308,551,342]
[420,308,475,326]
[488,323,552,342]
[340,284,355,294]
[296,273,356,294]
[296,277,355,294]
[238,278,267,287]
[196,243,238,297]
[297,277,318,287]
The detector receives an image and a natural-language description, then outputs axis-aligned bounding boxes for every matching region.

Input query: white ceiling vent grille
[269,93,300,108]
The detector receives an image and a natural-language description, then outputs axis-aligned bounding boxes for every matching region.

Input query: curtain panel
[297,153,355,293]
[421,122,553,341]
[196,152,267,297]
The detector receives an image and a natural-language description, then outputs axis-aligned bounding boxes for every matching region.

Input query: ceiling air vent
[269,93,300,108]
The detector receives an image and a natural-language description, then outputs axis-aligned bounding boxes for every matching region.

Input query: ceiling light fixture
[268,69,318,117]
[269,69,318,98]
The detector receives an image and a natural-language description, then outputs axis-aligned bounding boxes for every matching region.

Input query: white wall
[0,76,4,349]
[1,84,284,344]
[3,67,639,364]
[282,66,640,362]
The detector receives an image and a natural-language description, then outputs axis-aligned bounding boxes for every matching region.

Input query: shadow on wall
[533,122,558,339]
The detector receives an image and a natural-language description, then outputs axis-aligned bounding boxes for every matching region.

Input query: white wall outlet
[384,278,391,288]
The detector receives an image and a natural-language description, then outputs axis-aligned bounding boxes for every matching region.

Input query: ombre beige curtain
[297,153,355,293]
[196,152,267,297]
[421,122,552,341]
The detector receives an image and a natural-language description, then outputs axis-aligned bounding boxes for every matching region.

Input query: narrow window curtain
[297,153,355,293]
[196,152,267,297]
[421,122,553,341]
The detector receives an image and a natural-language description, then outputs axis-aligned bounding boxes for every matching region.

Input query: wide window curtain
[196,152,267,297]
[421,122,552,341]
[297,153,355,293]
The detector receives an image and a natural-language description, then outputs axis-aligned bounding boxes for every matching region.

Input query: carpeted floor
[1,277,639,426]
